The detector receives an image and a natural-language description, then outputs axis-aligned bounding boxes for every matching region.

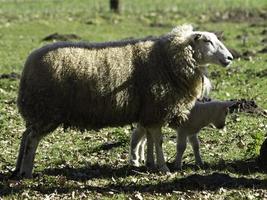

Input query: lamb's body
[174,100,234,169]
[130,100,234,169]
[14,25,233,178]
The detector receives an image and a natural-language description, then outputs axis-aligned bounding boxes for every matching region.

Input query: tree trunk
[110,0,120,13]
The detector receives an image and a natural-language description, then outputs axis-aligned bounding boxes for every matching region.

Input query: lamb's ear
[193,33,203,41]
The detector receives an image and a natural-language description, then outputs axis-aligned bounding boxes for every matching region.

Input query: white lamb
[130,100,235,169]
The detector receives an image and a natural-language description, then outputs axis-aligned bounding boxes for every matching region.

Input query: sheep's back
[18,43,142,128]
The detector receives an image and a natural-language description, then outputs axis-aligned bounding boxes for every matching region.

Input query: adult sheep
[13,24,233,178]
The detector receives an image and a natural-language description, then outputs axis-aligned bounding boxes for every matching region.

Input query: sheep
[13,24,233,178]
[130,100,235,170]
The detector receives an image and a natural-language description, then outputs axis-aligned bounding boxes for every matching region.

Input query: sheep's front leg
[145,131,156,169]
[129,125,146,167]
[148,126,169,173]
[189,134,203,167]
[175,130,187,170]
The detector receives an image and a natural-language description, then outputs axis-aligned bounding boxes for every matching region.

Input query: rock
[42,33,82,41]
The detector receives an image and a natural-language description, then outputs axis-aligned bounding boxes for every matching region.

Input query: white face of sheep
[191,32,233,67]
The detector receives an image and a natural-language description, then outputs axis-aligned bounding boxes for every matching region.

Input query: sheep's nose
[227,56,233,61]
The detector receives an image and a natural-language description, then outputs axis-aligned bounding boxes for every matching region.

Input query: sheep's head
[190,31,233,67]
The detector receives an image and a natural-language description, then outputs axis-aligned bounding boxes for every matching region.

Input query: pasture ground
[0,0,266,199]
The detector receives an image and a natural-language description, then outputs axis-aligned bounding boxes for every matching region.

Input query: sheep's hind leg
[18,123,58,179]
[148,126,169,173]
[10,128,32,179]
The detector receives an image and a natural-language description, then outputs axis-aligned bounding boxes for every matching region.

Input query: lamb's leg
[18,123,57,178]
[189,134,203,167]
[145,131,156,169]
[175,130,187,170]
[129,125,146,167]
[148,126,169,173]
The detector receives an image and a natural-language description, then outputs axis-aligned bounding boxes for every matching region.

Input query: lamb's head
[213,101,235,129]
[190,31,233,67]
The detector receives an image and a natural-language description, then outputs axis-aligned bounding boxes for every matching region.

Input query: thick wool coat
[18,33,203,130]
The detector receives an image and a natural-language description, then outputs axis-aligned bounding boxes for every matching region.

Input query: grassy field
[0,0,267,199]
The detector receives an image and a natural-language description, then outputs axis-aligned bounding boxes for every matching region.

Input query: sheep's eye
[204,39,214,46]
[204,39,212,44]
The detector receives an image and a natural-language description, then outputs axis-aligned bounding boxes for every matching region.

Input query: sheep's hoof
[129,160,141,167]
[13,170,33,179]
[173,165,182,171]
[17,172,33,179]
[200,162,209,169]
[140,158,145,165]
[158,165,170,174]
[173,161,182,171]
[9,170,24,180]
[146,162,156,170]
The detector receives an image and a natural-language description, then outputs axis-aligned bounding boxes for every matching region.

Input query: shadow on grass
[43,164,141,181]
[179,158,266,175]
[108,172,267,194]
[1,158,266,196]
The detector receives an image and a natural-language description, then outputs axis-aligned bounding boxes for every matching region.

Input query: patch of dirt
[242,50,257,57]
[256,69,267,78]
[149,22,172,28]
[229,48,242,59]
[42,33,82,41]
[228,47,258,60]
[250,22,267,27]
[211,9,267,23]
[242,50,257,61]
[198,98,267,117]
[0,72,20,80]
[258,47,267,53]
[229,99,267,117]
[261,29,267,35]
[228,47,260,60]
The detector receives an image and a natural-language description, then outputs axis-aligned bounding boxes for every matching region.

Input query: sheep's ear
[193,33,202,41]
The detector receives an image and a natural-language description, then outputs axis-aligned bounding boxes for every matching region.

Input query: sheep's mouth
[219,59,231,67]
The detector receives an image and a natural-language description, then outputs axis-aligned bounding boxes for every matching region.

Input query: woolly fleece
[18,25,203,130]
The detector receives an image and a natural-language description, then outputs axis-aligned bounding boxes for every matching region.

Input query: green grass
[0,0,267,199]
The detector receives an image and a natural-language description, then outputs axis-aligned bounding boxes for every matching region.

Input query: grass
[0,0,267,199]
